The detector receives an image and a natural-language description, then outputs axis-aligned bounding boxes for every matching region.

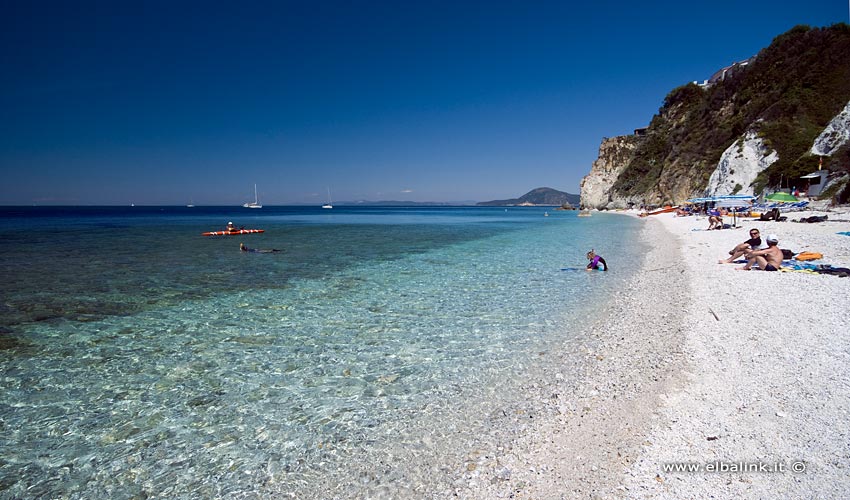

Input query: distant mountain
[477,187,580,206]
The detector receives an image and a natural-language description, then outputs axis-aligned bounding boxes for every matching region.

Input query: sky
[1,1,848,205]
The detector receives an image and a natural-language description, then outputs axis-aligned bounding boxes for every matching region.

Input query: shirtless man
[738,234,783,271]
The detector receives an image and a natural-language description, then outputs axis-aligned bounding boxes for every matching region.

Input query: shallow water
[0,206,644,498]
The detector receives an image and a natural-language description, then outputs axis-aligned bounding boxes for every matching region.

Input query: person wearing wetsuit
[586,250,608,271]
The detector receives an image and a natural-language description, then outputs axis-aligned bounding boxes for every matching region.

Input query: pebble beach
[460,205,850,499]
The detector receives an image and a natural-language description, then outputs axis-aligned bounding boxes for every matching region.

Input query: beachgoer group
[716,227,783,270]
[737,234,783,271]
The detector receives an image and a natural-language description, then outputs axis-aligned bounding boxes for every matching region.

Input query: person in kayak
[227,221,237,232]
[586,250,608,271]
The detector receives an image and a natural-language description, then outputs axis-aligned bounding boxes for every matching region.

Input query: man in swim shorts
[738,234,783,271]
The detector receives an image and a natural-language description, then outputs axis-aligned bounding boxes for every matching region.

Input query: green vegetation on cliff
[612,23,850,201]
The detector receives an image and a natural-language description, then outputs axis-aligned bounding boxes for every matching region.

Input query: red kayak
[202,229,265,236]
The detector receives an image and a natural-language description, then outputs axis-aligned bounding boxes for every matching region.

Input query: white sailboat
[322,187,333,209]
[243,184,262,209]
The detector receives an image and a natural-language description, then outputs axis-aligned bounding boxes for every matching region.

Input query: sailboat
[322,187,333,209]
[243,184,262,209]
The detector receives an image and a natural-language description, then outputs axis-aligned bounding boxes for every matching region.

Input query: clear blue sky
[1,1,847,205]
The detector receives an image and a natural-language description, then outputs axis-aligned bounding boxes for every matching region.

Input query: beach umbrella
[765,192,798,202]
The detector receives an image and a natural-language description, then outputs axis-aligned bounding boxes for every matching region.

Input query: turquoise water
[0,206,644,498]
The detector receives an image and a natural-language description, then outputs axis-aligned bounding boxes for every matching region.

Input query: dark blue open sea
[0,206,644,498]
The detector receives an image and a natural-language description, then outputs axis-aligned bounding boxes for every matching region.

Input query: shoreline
[459,216,692,498]
[461,207,850,498]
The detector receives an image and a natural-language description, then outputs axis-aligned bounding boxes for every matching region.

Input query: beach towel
[781,260,819,270]
[795,252,823,261]
[838,232,850,237]
[779,268,820,274]
[779,260,850,277]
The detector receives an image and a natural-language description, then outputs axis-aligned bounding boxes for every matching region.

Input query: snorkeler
[585,249,608,271]
[240,243,281,254]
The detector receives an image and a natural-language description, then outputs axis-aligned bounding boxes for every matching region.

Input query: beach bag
[795,251,823,261]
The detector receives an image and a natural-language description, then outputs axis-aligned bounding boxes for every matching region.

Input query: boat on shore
[640,205,678,217]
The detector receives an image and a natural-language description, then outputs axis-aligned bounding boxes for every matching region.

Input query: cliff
[580,136,640,209]
[581,24,850,208]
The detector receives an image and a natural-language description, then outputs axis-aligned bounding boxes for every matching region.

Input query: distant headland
[476,187,580,207]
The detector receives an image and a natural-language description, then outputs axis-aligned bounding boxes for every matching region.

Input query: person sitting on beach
[707,209,723,230]
[586,250,608,271]
[738,234,783,271]
[718,228,763,264]
[759,208,784,222]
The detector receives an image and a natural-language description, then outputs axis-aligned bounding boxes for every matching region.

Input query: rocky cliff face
[812,101,850,156]
[579,24,850,207]
[583,102,850,207]
[706,129,778,196]
[579,136,639,209]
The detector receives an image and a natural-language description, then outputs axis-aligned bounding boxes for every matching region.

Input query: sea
[0,205,645,498]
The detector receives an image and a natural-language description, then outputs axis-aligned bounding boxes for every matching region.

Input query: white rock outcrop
[812,100,850,156]
[706,130,778,196]
[580,136,638,209]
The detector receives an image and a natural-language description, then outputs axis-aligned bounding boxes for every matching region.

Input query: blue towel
[781,260,819,270]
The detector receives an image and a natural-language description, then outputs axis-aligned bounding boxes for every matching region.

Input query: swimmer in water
[240,242,281,253]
